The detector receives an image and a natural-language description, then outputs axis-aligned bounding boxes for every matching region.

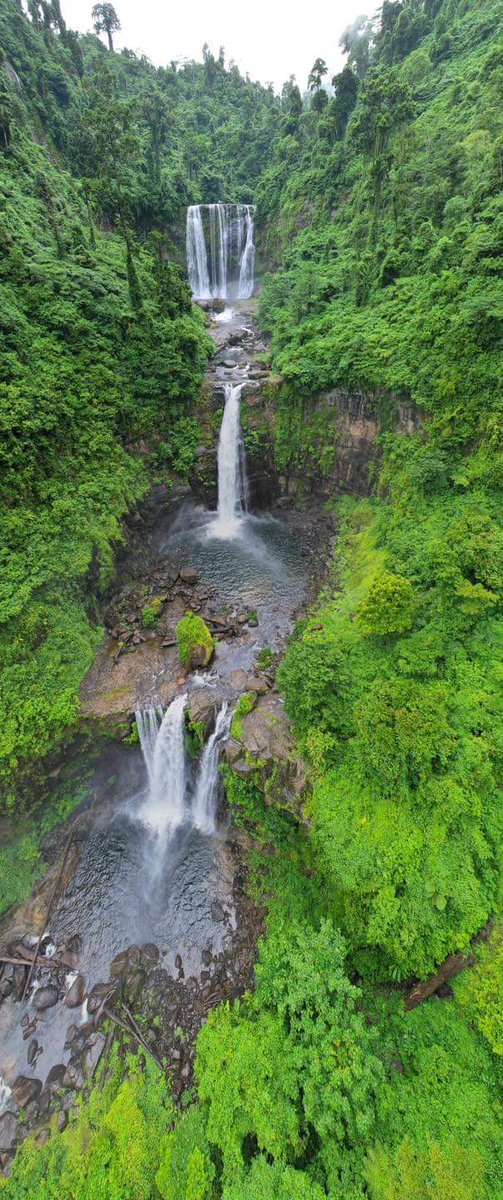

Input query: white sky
[60,0,375,92]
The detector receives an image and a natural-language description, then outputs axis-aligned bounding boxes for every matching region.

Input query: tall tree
[91,2,120,51]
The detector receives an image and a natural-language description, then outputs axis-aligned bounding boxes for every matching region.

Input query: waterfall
[186,203,255,300]
[136,694,188,837]
[213,382,248,537]
[192,703,231,835]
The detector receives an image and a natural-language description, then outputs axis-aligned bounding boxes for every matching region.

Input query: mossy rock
[176,613,214,671]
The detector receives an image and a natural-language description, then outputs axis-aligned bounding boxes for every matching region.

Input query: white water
[0,1074,12,1115]
[192,703,231,835]
[186,203,255,300]
[136,694,188,837]
[212,382,247,539]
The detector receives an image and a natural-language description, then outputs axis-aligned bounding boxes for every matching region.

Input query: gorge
[0,0,502,1195]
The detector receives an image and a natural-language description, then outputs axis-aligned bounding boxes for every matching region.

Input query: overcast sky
[60,0,376,92]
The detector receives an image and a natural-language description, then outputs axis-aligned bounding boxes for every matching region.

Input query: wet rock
[27,1039,39,1066]
[21,1014,30,1030]
[22,1020,37,1041]
[82,1033,106,1078]
[12,1075,42,1108]
[87,981,118,1014]
[0,965,13,999]
[110,945,141,979]
[211,901,225,922]
[246,674,269,695]
[229,668,248,692]
[179,567,199,585]
[13,964,28,1001]
[57,1110,68,1132]
[32,984,59,1011]
[139,943,159,965]
[0,1113,17,1152]
[64,1024,81,1049]
[201,947,213,967]
[65,974,86,1008]
[187,689,218,737]
[63,1059,85,1090]
[45,1064,66,1092]
[174,954,183,971]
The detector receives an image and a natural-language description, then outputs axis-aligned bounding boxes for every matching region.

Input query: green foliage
[358,569,414,635]
[230,691,257,739]
[456,924,503,1056]
[176,613,214,670]
[142,598,163,629]
[4,1052,175,1199]
[156,1106,215,1200]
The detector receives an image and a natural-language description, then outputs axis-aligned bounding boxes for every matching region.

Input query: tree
[91,2,120,51]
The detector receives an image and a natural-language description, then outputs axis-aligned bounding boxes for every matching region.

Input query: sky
[60,0,375,92]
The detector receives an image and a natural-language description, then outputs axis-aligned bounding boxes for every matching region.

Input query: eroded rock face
[225,692,307,812]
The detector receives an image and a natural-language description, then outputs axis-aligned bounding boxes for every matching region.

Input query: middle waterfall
[186,203,255,300]
[213,382,248,538]
[136,694,188,838]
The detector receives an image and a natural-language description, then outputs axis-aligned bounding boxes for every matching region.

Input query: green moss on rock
[176,613,214,671]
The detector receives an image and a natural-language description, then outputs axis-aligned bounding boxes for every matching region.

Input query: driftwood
[0,955,60,970]
[405,920,493,1011]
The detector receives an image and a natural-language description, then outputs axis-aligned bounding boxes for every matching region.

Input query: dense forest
[1,0,502,1196]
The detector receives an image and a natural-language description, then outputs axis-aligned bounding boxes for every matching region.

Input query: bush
[176,613,214,670]
[358,571,415,637]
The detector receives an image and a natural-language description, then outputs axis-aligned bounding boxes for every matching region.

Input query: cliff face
[242,383,420,505]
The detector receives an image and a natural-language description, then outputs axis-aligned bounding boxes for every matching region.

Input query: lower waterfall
[136,694,188,837]
[136,697,230,841]
[192,703,231,835]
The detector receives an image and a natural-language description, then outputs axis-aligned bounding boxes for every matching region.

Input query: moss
[176,613,214,670]
[231,691,257,740]
[142,597,164,629]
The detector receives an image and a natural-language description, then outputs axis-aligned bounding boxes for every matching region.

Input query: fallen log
[405,919,493,1011]
[0,955,61,970]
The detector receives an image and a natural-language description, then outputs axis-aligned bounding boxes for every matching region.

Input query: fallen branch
[102,1005,164,1072]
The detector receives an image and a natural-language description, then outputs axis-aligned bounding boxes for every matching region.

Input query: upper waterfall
[186,203,255,301]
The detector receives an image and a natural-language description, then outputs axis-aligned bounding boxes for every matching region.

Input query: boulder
[44,1064,66,1092]
[187,688,218,737]
[65,974,86,1008]
[82,1033,106,1078]
[224,693,307,811]
[32,984,58,1011]
[179,567,199,584]
[12,1076,42,1108]
[63,1059,85,1090]
[0,1113,17,1153]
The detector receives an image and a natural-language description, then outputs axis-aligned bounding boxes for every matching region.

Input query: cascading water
[136,694,188,838]
[192,703,231,835]
[186,203,255,300]
[212,382,248,538]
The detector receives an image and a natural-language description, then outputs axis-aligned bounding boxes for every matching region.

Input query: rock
[64,1024,81,1049]
[82,1033,106,1078]
[27,1040,39,1066]
[12,1075,42,1108]
[229,669,248,692]
[187,688,218,737]
[35,1129,50,1148]
[45,1064,66,1092]
[63,1059,85,1090]
[246,674,269,695]
[201,946,213,966]
[87,981,118,1014]
[110,945,141,979]
[211,901,225,922]
[179,567,199,584]
[13,965,27,1001]
[246,610,259,627]
[174,954,183,971]
[0,1113,17,1153]
[32,985,58,1011]
[139,943,159,965]
[57,1110,68,1132]
[65,974,86,1008]
[0,966,13,999]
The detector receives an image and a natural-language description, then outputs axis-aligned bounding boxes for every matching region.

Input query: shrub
[176,614,214,670]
